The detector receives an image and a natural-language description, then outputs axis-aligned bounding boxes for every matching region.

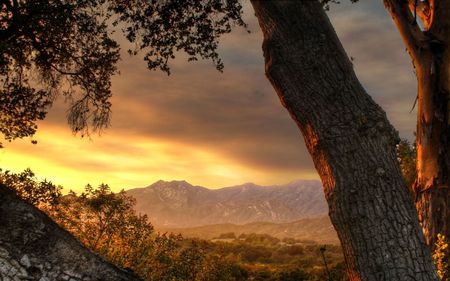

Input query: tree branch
[428,0,450,41]
[384,0,427,67]
[407,0,433,29]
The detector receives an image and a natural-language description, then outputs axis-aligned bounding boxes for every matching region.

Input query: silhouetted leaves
[1,0,120,140]
[108,0,246,74]
[0,168,62,205]
[0,0,246,142]
[0,85,51,141]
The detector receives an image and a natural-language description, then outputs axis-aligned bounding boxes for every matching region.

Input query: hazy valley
[161,216,338,245]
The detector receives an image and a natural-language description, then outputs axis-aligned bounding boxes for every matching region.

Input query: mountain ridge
[126,179,328,227]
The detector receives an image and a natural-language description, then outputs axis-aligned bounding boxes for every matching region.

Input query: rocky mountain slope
[126,180,328,227]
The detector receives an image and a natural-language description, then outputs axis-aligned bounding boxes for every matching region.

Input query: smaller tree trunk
[0,183,141,281]
[414,45,450,252]
[385,0,450,263]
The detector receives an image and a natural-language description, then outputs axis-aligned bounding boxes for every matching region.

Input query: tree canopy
[0,0,246,142]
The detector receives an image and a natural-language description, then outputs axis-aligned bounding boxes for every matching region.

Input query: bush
[0,168,62,206]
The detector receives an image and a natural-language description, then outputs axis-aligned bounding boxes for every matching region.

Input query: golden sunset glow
[0,124,319,192]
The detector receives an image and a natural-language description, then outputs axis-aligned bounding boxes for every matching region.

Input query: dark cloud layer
[106,1,416,171]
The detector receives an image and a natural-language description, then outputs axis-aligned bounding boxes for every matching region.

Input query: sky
[0,1,418,192]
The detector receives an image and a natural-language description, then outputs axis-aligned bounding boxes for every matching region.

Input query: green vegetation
[396,138,417,194]
[205,233,346,280]
[2,168,347,280]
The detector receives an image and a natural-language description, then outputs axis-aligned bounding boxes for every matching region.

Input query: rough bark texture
[385,0,450,256]
[250,1,439,280]
[0,184,141,281]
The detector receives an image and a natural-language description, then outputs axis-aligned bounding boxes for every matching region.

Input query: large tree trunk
[384,0,450,261]
[250,1,439,280]
[0,184,141,281]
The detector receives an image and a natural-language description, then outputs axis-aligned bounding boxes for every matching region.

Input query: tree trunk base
[415,185,450,251]
[0,184,141,281]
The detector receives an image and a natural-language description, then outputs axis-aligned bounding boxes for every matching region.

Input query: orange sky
[0,2,418,192]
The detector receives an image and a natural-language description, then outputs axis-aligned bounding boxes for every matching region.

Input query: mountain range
[126,179,328,228]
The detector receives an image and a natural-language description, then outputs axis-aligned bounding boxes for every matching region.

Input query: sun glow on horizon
[0,124,318,193]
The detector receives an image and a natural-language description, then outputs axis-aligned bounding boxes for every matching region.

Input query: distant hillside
[160,216,339,245]
[126,179,328,227]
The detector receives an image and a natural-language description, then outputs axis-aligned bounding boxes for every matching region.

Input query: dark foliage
[320,0,358,10]
[0,0,246,142]
[396,138,417,194]
[0,0,120,140]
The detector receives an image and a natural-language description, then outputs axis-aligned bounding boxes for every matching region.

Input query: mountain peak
[233,182,259,189]
[126,179,327,227]
[151,179,192,188]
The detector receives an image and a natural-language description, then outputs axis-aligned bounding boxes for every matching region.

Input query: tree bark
[385,0,450,259]
[414,38,450,255]
[0,184,141,281]
[250,1,439,280]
